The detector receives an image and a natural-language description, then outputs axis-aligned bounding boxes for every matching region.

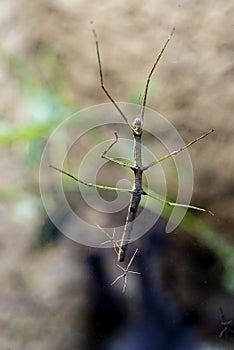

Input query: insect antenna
[91,22,132,130]
[140,27,175,125]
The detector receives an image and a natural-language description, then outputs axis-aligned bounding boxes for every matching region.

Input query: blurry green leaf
[0,120,56,145]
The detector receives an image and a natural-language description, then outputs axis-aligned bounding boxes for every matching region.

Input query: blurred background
[0,0,234,349]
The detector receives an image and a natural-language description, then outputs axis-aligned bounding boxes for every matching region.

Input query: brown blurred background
[0,1,233,349]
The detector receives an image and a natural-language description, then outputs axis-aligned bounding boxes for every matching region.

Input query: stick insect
[50,26,214,263]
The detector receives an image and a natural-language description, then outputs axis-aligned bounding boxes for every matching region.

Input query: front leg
[101,131,132,168]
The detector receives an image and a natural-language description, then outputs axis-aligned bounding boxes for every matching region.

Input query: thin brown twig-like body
[92,27,177,262]
[91,27,214,262]
[50,26,214,264]
[117,118,145,262]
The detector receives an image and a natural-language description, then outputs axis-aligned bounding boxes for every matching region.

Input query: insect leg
[143,129,214,171]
